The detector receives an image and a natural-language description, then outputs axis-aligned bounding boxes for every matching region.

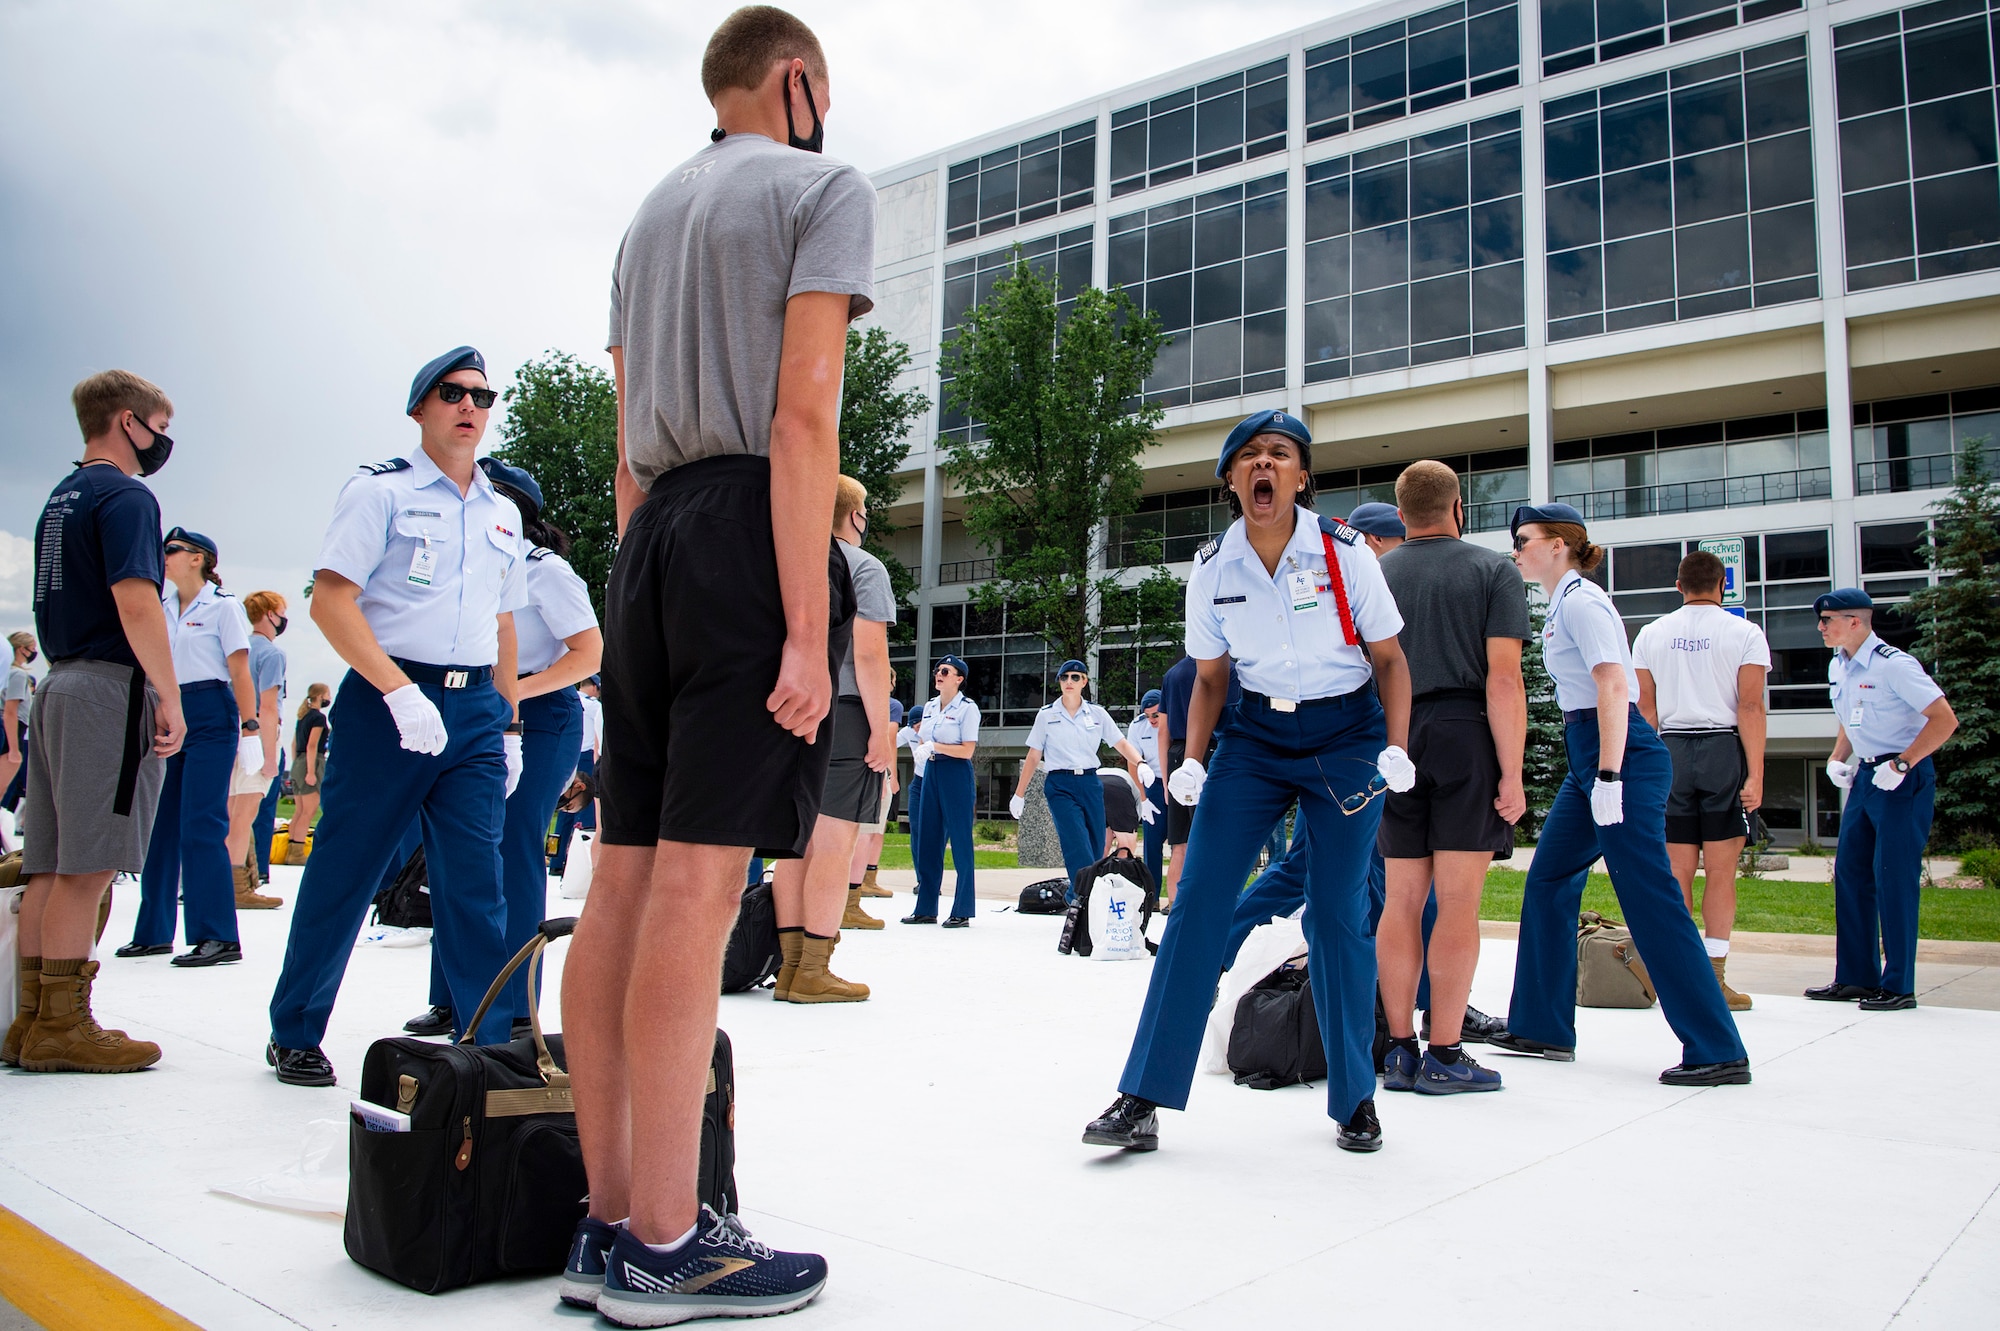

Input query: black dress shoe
[1082,1094,1159,1150]
[1659,1058,1751,1087]
[171,939,242,967]
[1336,1098,1383,1153]
[267,1041,336,1086]
[1859,990,1916,1011]
[403,1005,455,1036]
[1804,981,1876,1002]
[114,941,173,958]
[900,914,938,925]
[942,916,971,928]
[1486,1029,1576,1061]
[1421,1004,1507,1045]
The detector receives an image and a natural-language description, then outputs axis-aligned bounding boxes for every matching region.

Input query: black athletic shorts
[820,697,882,825]
[599,456,855,859]
[1378,696,1515,858]
[1100,772,1139,834]
[1663,730,1751,844]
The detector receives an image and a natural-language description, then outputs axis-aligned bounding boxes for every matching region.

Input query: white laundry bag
[1198,912,1308,1074]
[1088,874,1148,961]
[558,829,594,900]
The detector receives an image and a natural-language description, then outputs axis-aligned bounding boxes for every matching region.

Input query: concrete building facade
[862,0,2000,843]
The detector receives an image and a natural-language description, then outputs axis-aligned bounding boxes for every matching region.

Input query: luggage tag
[408,540,437,587]
[1287,569,1320,612]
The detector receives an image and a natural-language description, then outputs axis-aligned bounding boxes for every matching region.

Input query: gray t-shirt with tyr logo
[607,133,877,492]
[1378,536,1532,697]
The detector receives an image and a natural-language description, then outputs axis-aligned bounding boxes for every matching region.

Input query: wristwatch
[240,720,260,733]
[1596,768,1620,783]
[1890,757,1911,774]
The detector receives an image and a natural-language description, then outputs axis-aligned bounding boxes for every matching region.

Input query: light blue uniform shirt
[913,693,980,747]
[164,582,251,684]
[315,448,530,666]
[1027,699,1123,771]
[515,549,600,675]
[1542,569,1639,713]
[248,634,287,701]
[1126,713,1160,768]
[1183,505,1402,701]
[1829,632,1944,760]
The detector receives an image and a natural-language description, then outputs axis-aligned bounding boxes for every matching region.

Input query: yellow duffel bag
[271,830,313,866]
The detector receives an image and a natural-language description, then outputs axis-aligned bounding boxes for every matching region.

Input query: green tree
[940,253,1169,668]
[839,325,930,619]
[492,352,619,618]
[1518,598,1566,841]
[1908,435,2000,846]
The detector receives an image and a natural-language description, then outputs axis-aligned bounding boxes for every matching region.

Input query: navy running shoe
[1414,1049,1503,1095]
[597,1207,827,1328]
[1381,1043,1420,1092]
[558,1215,618,1309]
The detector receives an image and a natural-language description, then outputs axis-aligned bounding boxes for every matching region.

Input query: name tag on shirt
[1287,570,1319,612]
[1849,703,1864,728]
[408,546,438,587]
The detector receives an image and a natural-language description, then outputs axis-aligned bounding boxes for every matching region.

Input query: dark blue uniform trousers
[1140,776,1165,887]
[253,775,282,877]
[269,670,514,1048]
[1507,710,1745,1065]
[905,772,925,880]
[549,749,596,873]
[913,755,976,918]
[1044,769,1106,903]
[1834,757,1936,995]
[134,682,240,947]
[429,688,581,1013]
[1121,692,1386,1125]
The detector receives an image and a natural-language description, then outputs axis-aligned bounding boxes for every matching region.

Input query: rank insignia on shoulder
[1196,538,1220,564]
[1319,516,1361,545]
[1873,643,1900,658]
[360,457,411,475]
[527,546,551,562]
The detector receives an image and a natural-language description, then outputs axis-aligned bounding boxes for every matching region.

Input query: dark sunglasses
[1060,672,1086,682]
[1512,532,1552,551]
[436,382,498,408]
[1340,774,1389,815]
[164,542,201,557]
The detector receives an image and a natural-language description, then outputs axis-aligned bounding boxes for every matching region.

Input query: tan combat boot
[18,960,161,1073]
[772,930,804,1002]
[787,934,869,1004]
[235,859,283,910]
[858,865,891,899]
[1712,955,1752,1012]
[1,956,40,1067]
[841,886,884,931]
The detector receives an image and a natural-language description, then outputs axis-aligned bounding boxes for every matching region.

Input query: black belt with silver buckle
[1242,689,1351,713]
[1047,767,1096,776]
[392,658,494,690]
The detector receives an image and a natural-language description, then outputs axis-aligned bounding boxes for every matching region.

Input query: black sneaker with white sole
[597,1207,826,1328]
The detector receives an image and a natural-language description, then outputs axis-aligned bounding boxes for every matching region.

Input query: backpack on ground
[1227,962,1327,1090]
[1057,848,1157,957]
[1576,911,1657,1008]
[721,879,781,993]
[371,844,432,929]
[1017,878,1069,914]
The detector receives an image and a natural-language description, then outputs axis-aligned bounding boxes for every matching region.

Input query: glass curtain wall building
[863,0,2000,839]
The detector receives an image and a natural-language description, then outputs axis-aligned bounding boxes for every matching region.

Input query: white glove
[913,741,934,765]
[384,684,448,756]
[237,734,265,776]
[503,732,524,797]
[1139,798,1159,825]
[1871,760,1906,792]
[1825,757,1859,790]
[1009,793,1025,820]
[1377,745,1416,793]
[1590,778,1624,826]
[1169,758,1207,806]
[1137,761,1156,789]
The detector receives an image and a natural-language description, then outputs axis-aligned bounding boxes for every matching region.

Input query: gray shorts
[22,660,166,876]
[819,698,882,825]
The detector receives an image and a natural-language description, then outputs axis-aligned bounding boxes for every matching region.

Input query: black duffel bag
[344,918,739,1292]
[1227,963,1327,1091]
[371,843,432,929]
[1017,878,1069,914]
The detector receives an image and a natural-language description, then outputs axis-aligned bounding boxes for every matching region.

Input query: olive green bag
[1576,911,1657,1009]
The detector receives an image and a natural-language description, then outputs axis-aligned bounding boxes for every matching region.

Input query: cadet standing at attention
[1809,589,1956,1011]
[904,656,980,926]
[1009,661,1153,903]
[266,347,529,1086]
[1085,409,1415,1156]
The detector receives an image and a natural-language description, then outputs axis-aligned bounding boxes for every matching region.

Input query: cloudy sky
[0,0,1358,689]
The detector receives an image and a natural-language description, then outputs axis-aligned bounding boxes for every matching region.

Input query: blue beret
[407,346,486,415]
[1057,659,1088,677]
[1140,689,1162,708]
[477,456,544,513]
[1814,588,1874,614]
[935,655,969,678]
[1347,502,1406,538]
[1509,502,1588,539]
[889,698,905,725]
[165,525,219,562]
[1216,409,1313,478]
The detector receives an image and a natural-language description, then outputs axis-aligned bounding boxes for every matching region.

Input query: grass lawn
[875,832,1016,871]
[1480,868,2000,942]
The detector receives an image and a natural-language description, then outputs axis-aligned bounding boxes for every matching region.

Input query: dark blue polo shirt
[1161,653,1241,741]
[32,464,164,667]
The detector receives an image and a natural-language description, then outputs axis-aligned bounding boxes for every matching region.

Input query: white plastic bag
[558,829,594,900]
[1199,913,1307,1074]
[210,1118,348,1217]
[1088,874,1147,961]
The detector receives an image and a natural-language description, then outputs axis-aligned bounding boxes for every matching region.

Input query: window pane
[1656,443,1724,483]
[1354,39,1409,110]
[1196,205,1244,266]
[1468,10,1519,77]
[1860,521,1929,575]
[1542,0,1597,56]
[1150,107,1195,169]
[1752,204,1818,281]
[980,162,1018,220]
[1835,39,1904,119]
[1412,146,1471,215]
[1196,90,1246,157]
[1148,272,1193,330]
[1354,161,1411,228]
[1305,237,1352,300]
[1744,62,1810,139]
[1352,285,1410,353]
[1410,273,1472,342]
[1306,177,1351,240]
[1749,131,1814,208]
[1674,146,1748,225]
[1914,168,2000,254]
[1903,18,1993,102]
[1243,251,1286,312]
[1727,437,1796,475]
[1547,246,1603,318]
[1148,218,1193,276]
[1672,80,1745,156]
[1192,321,1242,383]
[1471,131,1523,202]
[1546,179,1602,250]
[1677,215,1751,293]
[1545,114,1600,183]
[1243,310,1286,373]
[1844,185,1916,266]
[1605,230,1677,306]
[1306,297,1351,360]
[1111,123,1147,182]
[1148,331,1192,389]
[1473,261,1525,330]
[1601,96,1671,172]
[948,173,979,230]
[1194,260,1243,324]
[1603,163,1673,238]
[1246,76,1289,142]
[1352,222,1411,289]
[1408,25,1468,96]
[1413,208,1472,277]
[1306,58,1349,123]
[1841,111,1910,192]
[1061,140,1095,197]
[1472,195,1525,263]
[1598,0,1664,42]
[1109,231,1146,289]
[1909,92,1999,180]
[1245,190,1288,253]
[1765,529,1829,579]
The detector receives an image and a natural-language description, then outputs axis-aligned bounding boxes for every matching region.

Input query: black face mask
[272,615,289,637]
[22,651,35,664]
[785,70,824,153]
[123,413,174,476]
